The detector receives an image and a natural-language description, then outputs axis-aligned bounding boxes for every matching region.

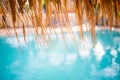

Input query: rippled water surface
[0,30,120,80]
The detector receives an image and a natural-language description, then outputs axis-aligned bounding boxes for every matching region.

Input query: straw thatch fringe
[0,0,120,44]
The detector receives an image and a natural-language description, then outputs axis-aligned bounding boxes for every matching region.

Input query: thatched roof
[0,0,120,44]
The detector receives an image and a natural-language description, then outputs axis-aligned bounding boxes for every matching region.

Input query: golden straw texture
[0,0,120,44]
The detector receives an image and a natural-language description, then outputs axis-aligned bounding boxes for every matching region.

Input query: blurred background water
[0,30,120,80]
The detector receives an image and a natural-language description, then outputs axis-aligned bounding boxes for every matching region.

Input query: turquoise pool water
[0,30,120,80]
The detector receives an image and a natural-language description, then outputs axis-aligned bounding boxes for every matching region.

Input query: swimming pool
[0,30,120,80]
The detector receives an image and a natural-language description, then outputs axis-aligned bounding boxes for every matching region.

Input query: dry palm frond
[74,0,83,40]
[28,0,33,9]
[62,0,76,45]
[17,0,27,43]
[38,0,48,45]
[116,0,120,27]
[0,2,12,36]
[100,0,106,28]
[9,0,20,43]
[106,0,113,30]
[17,0,26,14]
[83,0,96,42]
[0,0,120,46]
[0,2,6,16]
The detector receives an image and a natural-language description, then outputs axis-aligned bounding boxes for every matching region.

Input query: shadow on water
[100,49,113,69]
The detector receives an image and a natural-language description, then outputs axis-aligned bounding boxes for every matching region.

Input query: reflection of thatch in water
[0,0,120,44]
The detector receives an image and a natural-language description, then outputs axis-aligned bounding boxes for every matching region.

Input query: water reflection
[0,30,120,80]
[116,51,120,65]
[94,42,105,61]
